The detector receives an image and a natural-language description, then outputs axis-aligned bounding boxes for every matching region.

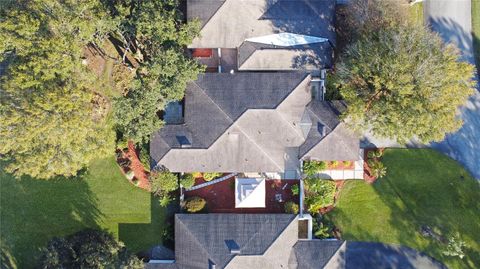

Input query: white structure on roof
[246,33,328,46]
[235,178,266,208]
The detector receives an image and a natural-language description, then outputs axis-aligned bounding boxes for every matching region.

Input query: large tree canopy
[0,0,201,178]
[112,0,203,143]
[40,229,142,269]
[0,0,116,179]
[336,1,476,144]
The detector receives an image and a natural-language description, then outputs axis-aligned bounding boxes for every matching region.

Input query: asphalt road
[424,0,480,179]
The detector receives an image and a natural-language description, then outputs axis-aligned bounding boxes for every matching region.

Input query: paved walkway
[317,149,364,180]
[425,0,480,179]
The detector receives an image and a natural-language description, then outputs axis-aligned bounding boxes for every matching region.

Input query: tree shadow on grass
[0,169,102,269]
[118,194,177,257]
[371,149,480,269]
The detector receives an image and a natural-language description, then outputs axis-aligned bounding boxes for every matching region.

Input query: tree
[336,23,476,144]
[0,0,117,178]
[111,0,203,143]
[40,229,143,269]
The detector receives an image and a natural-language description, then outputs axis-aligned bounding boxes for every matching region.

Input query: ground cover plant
[328,149,480,269]
[0,158,168,268]
[304,178,336,212]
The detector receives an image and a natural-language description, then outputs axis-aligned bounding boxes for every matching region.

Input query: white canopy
[245,33,328,47]
[235,178,266,208]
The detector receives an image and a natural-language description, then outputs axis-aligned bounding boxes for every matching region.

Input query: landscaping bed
[327,149,480,269]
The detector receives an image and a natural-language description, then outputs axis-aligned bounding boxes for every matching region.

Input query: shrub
[192,172,202,178]
[367,150,383,159]
[184,196,206,213]
[304,179,336,212]
[291,184,300,196]
[150,171,178,196]
[139,143,151,172]
[132,178,140,186]
[203,172,222,181]
[180,173,195,188]
[369,160,387,178]
[330,161,339,168]
[313,216,335,239]
[443,234,467,259]
[125,170,135,180]
[343,161,352,166]
[118,158,131,168]
[284,202,299,214]
[303,161,327,176]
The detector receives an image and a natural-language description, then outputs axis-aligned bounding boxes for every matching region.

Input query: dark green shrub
[303,161,327,176]
[284,201,299,214]
[313,216,335,239]
[291,184,300,196]
[184,196,206,213]
[203,172,222,181]
[180,173,195,188]
[139,143,150,172]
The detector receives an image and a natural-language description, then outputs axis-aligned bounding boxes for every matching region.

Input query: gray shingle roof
[186,0,225,28]
[299,100,359,161]
[293,240,447,269]
[238,42,334,70]
[150,72,309,168]
[174,214,296,269]
[293,240,345,269]
[188,0,336,48]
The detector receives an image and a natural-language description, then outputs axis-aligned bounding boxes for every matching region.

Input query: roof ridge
[175,216,214,266]
[234,119,284,171]
[274,74,312,139]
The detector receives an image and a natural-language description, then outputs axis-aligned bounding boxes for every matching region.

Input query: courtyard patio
[184,175,299,213]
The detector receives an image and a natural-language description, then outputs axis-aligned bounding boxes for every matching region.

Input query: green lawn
[328,149,480,269]
[0,157,167,269]
[473,0,480,75]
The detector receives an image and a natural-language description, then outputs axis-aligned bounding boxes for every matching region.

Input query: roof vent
[176,135,191,148]
[225,240,241,254]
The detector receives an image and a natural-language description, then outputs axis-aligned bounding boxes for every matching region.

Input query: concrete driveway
[424,0,480,179]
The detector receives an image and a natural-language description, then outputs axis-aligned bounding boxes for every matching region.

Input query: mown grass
[328,149,480,269]
[0,157,167,268]
[472,0,480,75]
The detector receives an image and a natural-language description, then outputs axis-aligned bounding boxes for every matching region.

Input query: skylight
[245,33,328,46]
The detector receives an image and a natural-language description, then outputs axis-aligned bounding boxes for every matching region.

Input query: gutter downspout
[299,159,304,218]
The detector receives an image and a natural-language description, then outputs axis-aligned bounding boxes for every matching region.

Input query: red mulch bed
[185,177,299,213]
[192,48,213,58]
[325,161,355,170]
[363,148,385,183]
[116,141,150,191]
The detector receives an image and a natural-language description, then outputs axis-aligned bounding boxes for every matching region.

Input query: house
[150,72,359,178]
[146,214,447,269]
[150,0,360,179]
[187,0,336,72]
